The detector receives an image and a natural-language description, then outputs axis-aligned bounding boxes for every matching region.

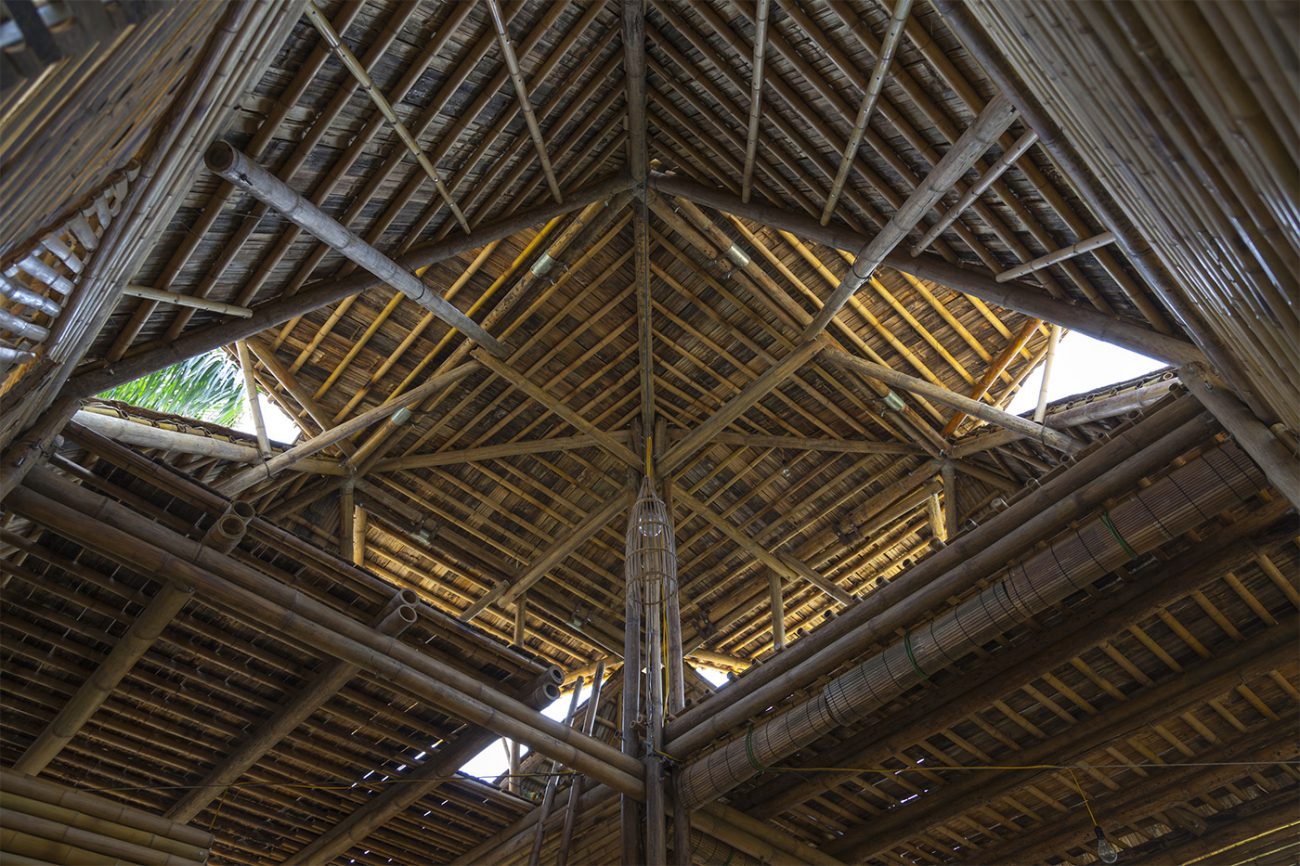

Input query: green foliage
[98,349,246,426]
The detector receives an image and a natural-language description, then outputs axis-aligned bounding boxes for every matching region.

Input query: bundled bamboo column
[0,769,211,866]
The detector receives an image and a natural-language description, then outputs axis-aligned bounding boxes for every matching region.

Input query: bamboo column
[768,571,786,651]
[940,460,959,541]
[339,477,355,561]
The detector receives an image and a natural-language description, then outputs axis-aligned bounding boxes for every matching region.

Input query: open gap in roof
[1005,331,1167,416]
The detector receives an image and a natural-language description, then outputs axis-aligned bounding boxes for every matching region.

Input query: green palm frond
[98,349,246,426]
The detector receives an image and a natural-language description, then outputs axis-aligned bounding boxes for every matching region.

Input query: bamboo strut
[120,284,251,317]
[303,4,469,232]
[824,348,1083,452]
[820,0,912,224]
[12,581,193,776]
[526,679,584,865]
[215,362,477,496]
[556,661,606,866]
[484,0,561,204]
[910,129,1039,254]
[234,341,269,457]
[13,471,645,795]
[1033,323,1060,423]
[996,230,1117,283]
[740,0,771,204]
[647,174,1204,366]
[203,142,504,356]
[165,593,418,823]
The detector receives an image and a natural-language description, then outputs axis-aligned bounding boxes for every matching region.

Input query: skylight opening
[1004,331,1167,417]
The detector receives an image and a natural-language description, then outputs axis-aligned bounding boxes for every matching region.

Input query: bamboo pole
[1032,324,1060,423]
[215,361,477,496]
[941,317,1041,437]
[820,0,912,223]
[768,571,786,651]
[996,230,1116,283]
[338,478,355,562]
[556,661,606,866]
[120,284,251,318]
[204,141,506,356]
[303,2,469,232]
[13,581,193,776]
[940,460,959,541]
[526,680,585,865]
[824,348,1084,452]
[740,0,771,204]
[166,594,417,823]
[1180,363,1299,509]
[13,472,645,794]
[234,340,269,456]
[910,129,1039,254]
[351,504,365,567]
[706,431,919,454]
[646,174,1204,366]
[622,502,644,865]
[372,433,600,471]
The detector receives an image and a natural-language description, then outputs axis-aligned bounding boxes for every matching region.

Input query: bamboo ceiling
[0,1,1296,865]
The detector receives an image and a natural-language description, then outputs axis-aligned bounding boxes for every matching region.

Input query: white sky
[231,393,302,444]
[1004,330,1166,416]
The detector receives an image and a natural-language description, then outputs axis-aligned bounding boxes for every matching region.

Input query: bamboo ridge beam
[704,431,921,455]
[803,93,1017,340]
[215,362,477,495]
[823,348,1083,452]
[647,174,1204,366]
[13,470,645,796]
[63,174,629,402]
[204,141,506,357]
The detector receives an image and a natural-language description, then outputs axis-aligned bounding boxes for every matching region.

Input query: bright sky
[231,393,302,444]
[1004,330,1167,416]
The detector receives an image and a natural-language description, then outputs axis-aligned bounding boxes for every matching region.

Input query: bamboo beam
[622,0,647,194]
[164,593,416,823]
[204,142,505,357]
[120,284,252,317]
[485,0,562,203]
[372,434,600,471]
[676,485,854,605]
[706,431,920,455]
[824,348,1084,452]
[64,174,629,402]
[940,460,959,541]
[910,129,1039,254]
[1180,363,1300,509]
[739,0,771,204]
[996,231,1116,283]
[461,487,634,621]
[820,0,912,223]
[303,3,470,232]
[1032,323,1060,422]
[768,572,786,652]
[13,581,193,775]
[527,680,584,865]
[215,362,477,496]
[69,410,343,474]
[941,317,1041,437]
[634,199,655,434]
[803,93,1017,339]
[646,174,1204,366]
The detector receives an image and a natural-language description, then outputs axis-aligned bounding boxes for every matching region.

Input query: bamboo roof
[0,1,1296,865]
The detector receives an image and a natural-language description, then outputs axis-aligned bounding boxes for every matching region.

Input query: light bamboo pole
[910,128,1039,254]
[215,362,477,496]
[371,433,599,471]
[339,478,355,561]
[556,661,606,866]
[484,0,562,203]
[706,431,919,455]
[121,284,251,317]
[204,141,505,356]
[996,230,1117,283]
[13,581,193,776]
[234,340,270,456]
[739,0,771,204]
[165,593,417,823]
[820,0,912,224]
[303,3,470,232]
[768,572,786,651]
[940,460,959,541]
[0,807,202,866]
[663,395,1207,752]
[1033,323,1060,422]
[12,471,645,796]
[526,679,584,866]
[824,348,1084,452]
[647,174,1204,366]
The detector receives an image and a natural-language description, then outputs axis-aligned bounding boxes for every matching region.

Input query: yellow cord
[645,432,654,482]
[1067,767,1100,826]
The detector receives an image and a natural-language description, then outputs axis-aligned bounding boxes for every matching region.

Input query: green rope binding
[1100,510,1139,560]
[903,628,930,681]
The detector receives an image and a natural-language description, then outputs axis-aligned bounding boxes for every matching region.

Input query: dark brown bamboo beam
[61,174,630,402]
[647,174,1204,366]
[485,0,561,204]
[373,434,600,471]
[165,592,417,823]
[706,431,921,455]
[622,0,648,196]
[739,0,771,204]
